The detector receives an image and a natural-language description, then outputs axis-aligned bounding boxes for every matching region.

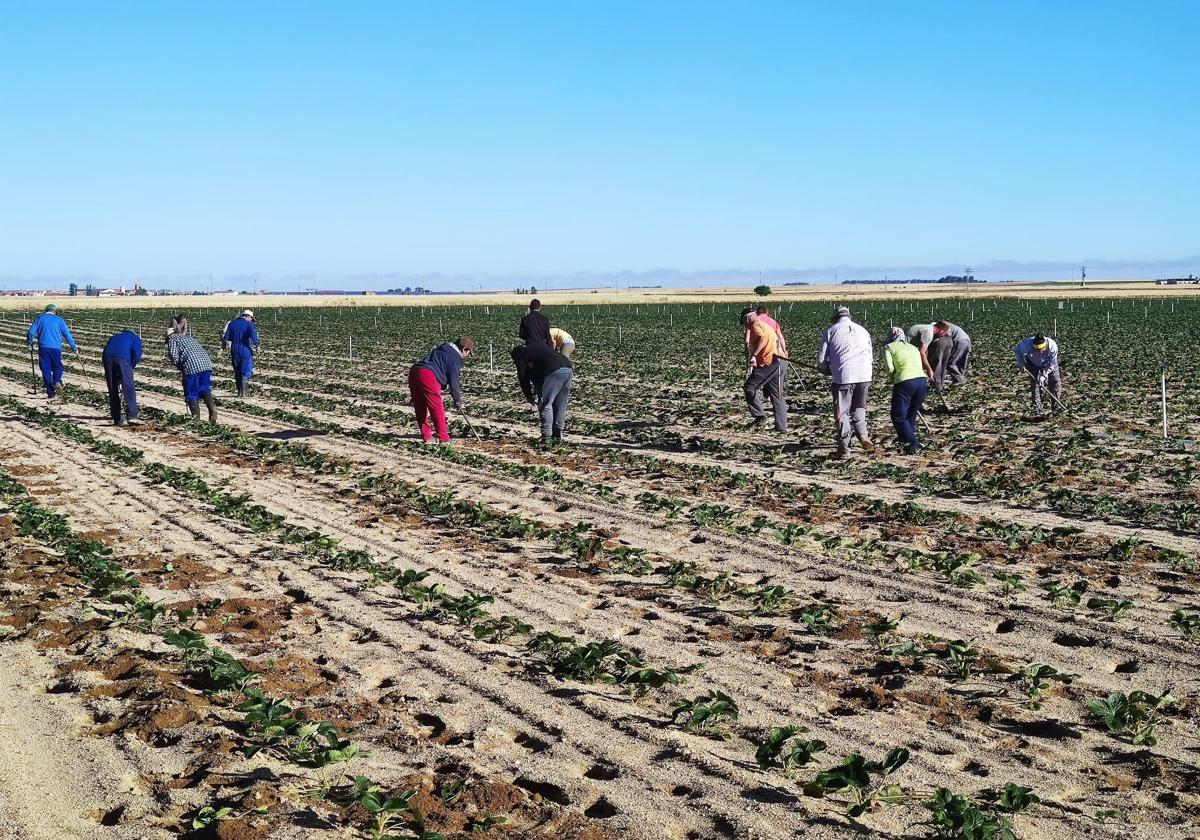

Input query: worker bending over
[883,328,926,454]
[409,337,473,444]
[741,308,787,432]
[511,342,573,444]
[1015,334,1061,412]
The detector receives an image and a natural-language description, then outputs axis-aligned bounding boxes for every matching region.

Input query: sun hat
[241,309,254,318]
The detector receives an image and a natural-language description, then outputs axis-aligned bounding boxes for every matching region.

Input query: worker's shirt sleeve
[131,334,144,366]
[1014,343,1026,366]
[1046,347,1058,369]
[167,340,180,368]
[61,321,78,350]
[515,358,534,403]
[815,332,829,370]
[884,346,896,379]
[447,357,462,407]
[249,324,261,347]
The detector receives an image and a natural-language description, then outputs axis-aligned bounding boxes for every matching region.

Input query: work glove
[453,402,463,411]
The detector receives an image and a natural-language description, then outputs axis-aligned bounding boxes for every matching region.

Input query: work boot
[747,417,766,429]
[187,399,201,419]
[857,435,875,454]
[202,393,218,424]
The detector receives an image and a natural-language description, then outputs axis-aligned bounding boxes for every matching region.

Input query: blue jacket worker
[221,309,261,397]
[101,330,143,425]
[511,343,573,444]
[25,303,78,399]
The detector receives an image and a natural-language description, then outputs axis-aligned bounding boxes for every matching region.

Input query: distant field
[2,280,1200,311]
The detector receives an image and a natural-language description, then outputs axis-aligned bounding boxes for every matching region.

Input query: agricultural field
[1,295,1198,840]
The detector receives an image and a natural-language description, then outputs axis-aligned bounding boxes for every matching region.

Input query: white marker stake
[349,335,353,360]
[489,339,494,372]
[1162,368,1168,440]
[707,348,713,387]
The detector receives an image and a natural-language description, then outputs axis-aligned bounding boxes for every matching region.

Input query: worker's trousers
[102,356,138,424]
[890,378,927,452]
[1030,367,1062,410]
[926,336,953,390]
[409,364,449,443]
[832,381,871,454]
[37,347,64,397]
[745,360,787,430]
[539,366,573,439]
[946,339,971,384]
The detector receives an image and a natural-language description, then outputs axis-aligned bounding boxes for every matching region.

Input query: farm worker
[1015,334,1061,412]
[906,322,950,389]
[518,298,554,347]
[165,327,218,423]
[409,337,474,444]
[816,306,873,457]
[549,327,576,358]
[221,310,261,397]
[171,314,191,335]
[740,308,787,432]
[750,304,789,399]
[511,342,573,443]
[883,327,927,454]
[933,321,972,386]
[100,330,143,426]
[25,303,79,400]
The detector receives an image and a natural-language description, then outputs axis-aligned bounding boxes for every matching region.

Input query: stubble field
[1,295,1198,840]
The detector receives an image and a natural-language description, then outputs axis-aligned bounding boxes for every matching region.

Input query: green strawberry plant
[1086,689,1176,746]
[805,748,909,817]
[921,782,1039,839]
[754,725,827,777]
[669,690,739,738]
[1012,664,1075,710]
[1168,610,1199,642]
[1085,596,1133,621]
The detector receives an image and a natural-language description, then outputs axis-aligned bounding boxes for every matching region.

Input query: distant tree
[754,285,772,296]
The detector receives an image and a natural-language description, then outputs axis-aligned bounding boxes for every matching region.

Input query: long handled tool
[457,406,484,441]
[1021,366,1067,412]
[28,345,38,394]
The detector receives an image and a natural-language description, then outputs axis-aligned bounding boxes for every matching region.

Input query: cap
[740,307,756,322]
[45,303,58,312]
[457,336,475,352]
[241,309,254,318]
[833,305,851,320]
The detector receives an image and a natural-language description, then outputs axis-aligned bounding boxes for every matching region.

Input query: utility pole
[1080,265,1086,287]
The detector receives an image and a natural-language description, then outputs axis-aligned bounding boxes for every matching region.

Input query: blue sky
[1,1,1197,289]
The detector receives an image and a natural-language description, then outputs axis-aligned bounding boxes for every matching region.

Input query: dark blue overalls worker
[25,303,78,399]
[101,330,144,425]
[221,309,261,397]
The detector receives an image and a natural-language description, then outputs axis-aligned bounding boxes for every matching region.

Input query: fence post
[1162,367,1168,440]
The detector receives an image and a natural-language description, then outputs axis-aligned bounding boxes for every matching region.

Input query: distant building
[1156,275,1200,285]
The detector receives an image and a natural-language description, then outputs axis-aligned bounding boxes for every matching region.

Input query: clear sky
[1,1,1197,289]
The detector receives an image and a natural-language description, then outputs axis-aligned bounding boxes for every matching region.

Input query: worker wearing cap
[1015,334,1061,412]
[101,330,143,425]
[25,303,78,399]
[221,309,261,397]
[816,305,873,457]
[741,308,788,432]
[883,327,926,454]
[409,337,474,444]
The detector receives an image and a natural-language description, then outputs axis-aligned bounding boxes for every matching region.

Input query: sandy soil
[1,353,1198,840]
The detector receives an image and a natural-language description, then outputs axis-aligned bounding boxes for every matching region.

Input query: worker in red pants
[408,337,473,444]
